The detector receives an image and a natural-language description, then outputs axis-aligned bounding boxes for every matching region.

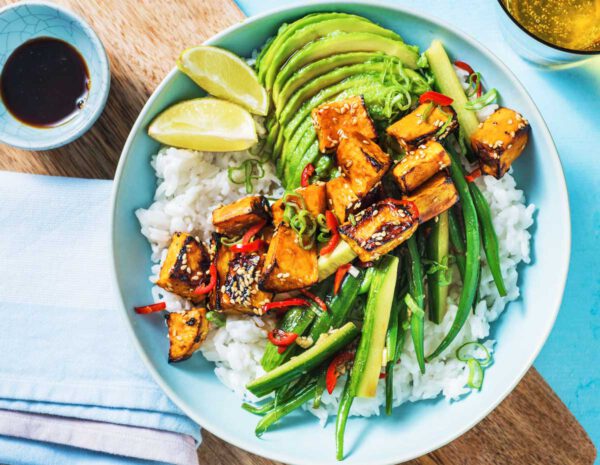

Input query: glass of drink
[497,0,600,68]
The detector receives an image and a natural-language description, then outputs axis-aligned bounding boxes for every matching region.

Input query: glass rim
[497,0,599,56]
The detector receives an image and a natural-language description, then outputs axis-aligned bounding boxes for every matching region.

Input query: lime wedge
[177,45,268,116]
[148,98,257,152]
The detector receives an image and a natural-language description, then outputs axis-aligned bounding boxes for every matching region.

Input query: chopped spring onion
[348,213,357,226]
[227,158,265,194]
[465,88,498,111]
[467,358,484,390]
[404,293,425,320]
[206,311,226,328]
[456,341,492,367]
[466,71,483,98]
[220,235,242,246]
[419,101,435,121]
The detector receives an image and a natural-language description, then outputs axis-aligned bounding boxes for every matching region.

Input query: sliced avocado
[317,241,358,281]
[282,120,316,186]
[272,32,420,99]
[288,139,320,188]
[275,52,387,107]
[263,16,402,91]
[276,59,394,123]
[257,12,346,83]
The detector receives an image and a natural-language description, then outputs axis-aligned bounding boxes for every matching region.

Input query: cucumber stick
[427,212,450,324]
[317,241,358,281]
[350,255,399,398]
[247,322,359,398]
[425,40,479,140]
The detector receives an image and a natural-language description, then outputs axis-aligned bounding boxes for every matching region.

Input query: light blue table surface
[236,0,599,455]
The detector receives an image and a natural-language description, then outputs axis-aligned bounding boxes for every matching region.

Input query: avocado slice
[257,12,367,85]
[272,32,420,100]
[275,51,388,108]
[276,59,395,123]
[263,16,402,91]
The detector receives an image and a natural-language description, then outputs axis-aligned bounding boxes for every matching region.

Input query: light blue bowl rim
[110,1,571,463]
[0,1,110,151]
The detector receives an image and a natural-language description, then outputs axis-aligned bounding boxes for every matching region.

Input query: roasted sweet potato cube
[260,224,318,292]
[311,96,377,152]
[471,107,530,178]
[405,173,459,223]
[336,134,391,197]
[386,103,457,152]
[392,140,451,193]
[210,236,272,315]
[326,176,360,223]
[212,195,272,235]
[166,307,209,363]
[271,183,327,225]
[326,176,384,223]
[339,199,418,262]
[156,233,211,303]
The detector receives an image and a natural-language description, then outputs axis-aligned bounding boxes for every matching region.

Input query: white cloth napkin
[0,170,200,465]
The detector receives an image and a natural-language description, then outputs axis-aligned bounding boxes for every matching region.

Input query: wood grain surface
[0,1,595,464]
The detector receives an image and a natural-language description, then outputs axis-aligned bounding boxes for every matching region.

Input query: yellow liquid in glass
[503,0,600,51]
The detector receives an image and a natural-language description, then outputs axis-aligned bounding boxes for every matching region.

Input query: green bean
[406,235,426,374]
[469,182,507,297]
[427,147,481,361]
[255,381,317,437]
[308,271,363,341]
[448,207,466,281]
[335,376,354,461]
[384,281,407,415]
[312,367,327,409]
[358,266,375,295]
[241,400,275,416]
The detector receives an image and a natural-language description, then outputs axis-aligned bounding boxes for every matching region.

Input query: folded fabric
[0,171,200,465]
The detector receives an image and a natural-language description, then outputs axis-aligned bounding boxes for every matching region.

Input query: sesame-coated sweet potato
[470,107,530,178]
[166,307,209,363]
[156,233,211,303]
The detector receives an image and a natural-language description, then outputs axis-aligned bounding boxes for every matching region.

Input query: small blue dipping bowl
[0,1,110,150]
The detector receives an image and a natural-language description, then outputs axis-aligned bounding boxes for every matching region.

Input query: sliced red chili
[465,167,482,183]
[301,163,315,188]
[193,263,216,295]
[263,298,310,314]
[300,289,328,312]
[333,264,352,296]
[241,219,267,245]
[379,372,387,379]
[134,302,166,314]
[326,352,354,394]
[320,210,340,256]
[454,60,475,75]
[419,90,454,106]
[386,198,420,222]
[277,346,287,354]
[268,328,298,346]
[231,239,266,254]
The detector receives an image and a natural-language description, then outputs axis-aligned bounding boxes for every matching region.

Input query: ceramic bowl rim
[0,0,110,151]
[109,1,571,463]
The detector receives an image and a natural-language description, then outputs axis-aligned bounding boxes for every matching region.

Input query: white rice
[136,112,534,423]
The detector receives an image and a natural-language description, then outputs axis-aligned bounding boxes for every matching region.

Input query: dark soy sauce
[0,37,90,128]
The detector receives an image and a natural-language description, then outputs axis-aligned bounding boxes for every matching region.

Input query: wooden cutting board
[0,1,595,464]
